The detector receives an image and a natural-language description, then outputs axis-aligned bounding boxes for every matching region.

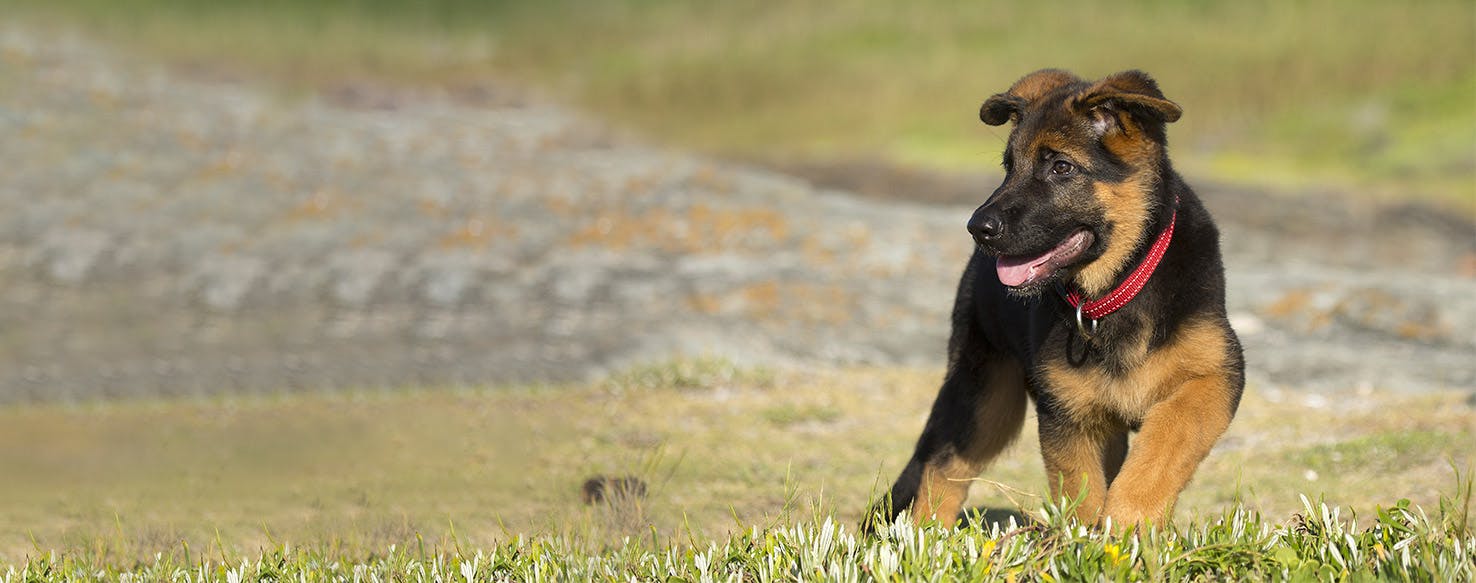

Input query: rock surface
[1,28,1472,403]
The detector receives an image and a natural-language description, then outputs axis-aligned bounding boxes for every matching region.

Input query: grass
[4,0,1473,206]
[2,487,1471,580]
[1,359,1471,569]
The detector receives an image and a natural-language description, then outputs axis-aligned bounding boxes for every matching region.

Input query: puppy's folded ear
[980,68,1082,126]
[1073,70,1182,134]
[980,93,1024,126]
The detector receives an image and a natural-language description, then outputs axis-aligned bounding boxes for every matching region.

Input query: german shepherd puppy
[871,69,1244,529]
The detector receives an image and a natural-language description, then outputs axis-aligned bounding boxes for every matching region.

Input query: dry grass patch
[0,360,1470,561]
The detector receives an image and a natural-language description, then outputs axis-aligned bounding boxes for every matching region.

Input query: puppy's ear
[980,68,1082,126]
[980,93,1024,126]
[1073,70,1182,135]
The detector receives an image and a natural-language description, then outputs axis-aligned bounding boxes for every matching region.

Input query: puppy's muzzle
[968,210,1005,247]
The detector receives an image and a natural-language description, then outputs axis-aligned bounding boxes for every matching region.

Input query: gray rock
[0,26,1471,403]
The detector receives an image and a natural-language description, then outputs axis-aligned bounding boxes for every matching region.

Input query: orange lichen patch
[565,208,672,251]
[681,281,857,324]
[1332,288,1449,342]
[286,189,351,221]
[1395,322,1442,341]
[739,281,781,316]
[783,283,856,325]
[264,169,292,192]
[798,225,870,267]
[800,237,838,265]
[174,129,205,150]
[349,232,384,249]
[439,217,518,249]
[1262,288,1313,319]
[688,204,790,244]
[685,292,722,315]
[622,174,659,195]
[417,198,447,217]
[566,205,788,253]
[198,151,246,178]
[873,305,913,328]
[841,223,872,249]
[544,195,577,216]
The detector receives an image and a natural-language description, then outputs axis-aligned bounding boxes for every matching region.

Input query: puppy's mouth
[995,229,1095,288]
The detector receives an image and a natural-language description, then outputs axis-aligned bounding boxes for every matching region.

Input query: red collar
[1064,198,1178,322]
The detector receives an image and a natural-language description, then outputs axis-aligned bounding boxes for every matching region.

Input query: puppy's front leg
[1102,375,1235,527]
[1039,413,1128,525]
[871,357,1029,530]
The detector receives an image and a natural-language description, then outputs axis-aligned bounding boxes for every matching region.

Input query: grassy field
[5,496,1472,581]
[1,360,1471,569]
[5,0,1474,206]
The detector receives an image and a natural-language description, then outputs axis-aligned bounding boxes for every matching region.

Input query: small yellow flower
[1104,542,1123,565]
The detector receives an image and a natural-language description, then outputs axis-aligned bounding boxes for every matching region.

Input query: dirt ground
[2,27,1473,404]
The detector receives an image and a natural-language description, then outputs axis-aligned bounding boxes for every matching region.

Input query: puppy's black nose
[968,213,1004,245]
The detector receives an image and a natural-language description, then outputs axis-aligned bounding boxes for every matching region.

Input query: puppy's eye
[1050,160,1076,176]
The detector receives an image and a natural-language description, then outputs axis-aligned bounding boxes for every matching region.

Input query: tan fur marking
[1040,423,1129,524]
[1075,178,1154,297]
[911,455,977,525]
[1008,69,1081,104]
[1025,132,1057,166]
[1101,373,1235,527]
[910,360,1029,526]
[1099,113,1159,166]
[1041,317,1235,527]
[1042,317,1230,426]
[1068,71,1183,124]
[1032,133,1094,169]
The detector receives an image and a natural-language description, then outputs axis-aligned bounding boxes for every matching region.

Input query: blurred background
[0,0,1471,559]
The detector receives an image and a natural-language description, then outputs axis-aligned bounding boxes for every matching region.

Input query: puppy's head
[969,69,1181,297]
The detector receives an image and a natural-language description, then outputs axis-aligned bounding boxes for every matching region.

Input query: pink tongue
[996,250,1055,287]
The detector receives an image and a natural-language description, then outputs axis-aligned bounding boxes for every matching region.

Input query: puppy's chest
[1034,317,1228,427]
[1038,344,1164,426]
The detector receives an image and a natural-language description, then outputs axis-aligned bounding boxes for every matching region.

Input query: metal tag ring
[1075,305,1099,340]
